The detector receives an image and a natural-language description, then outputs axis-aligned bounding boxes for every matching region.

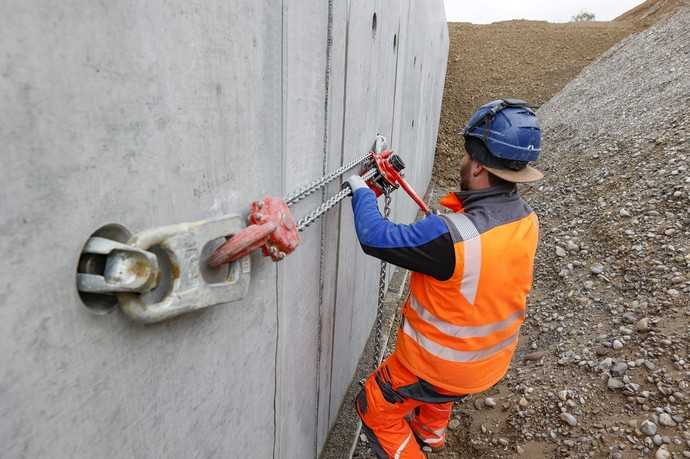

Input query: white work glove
[344,174,369,195]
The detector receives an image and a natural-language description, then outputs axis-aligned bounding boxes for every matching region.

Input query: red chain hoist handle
[368,150,431,215]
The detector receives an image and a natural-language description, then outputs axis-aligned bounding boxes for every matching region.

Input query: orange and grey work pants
[355,351,464,458]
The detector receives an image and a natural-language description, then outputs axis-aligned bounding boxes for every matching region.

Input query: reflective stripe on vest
[409,295,524,339]
[402,320,518,362]
[444,213,481,305]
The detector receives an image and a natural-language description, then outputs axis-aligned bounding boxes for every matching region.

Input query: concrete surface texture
[0,1,447,457]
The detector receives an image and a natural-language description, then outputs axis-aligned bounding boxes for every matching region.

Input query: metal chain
[284,153,372,206]
[295,188,351,232]
[373,190,392,365]
[295,168,377,232]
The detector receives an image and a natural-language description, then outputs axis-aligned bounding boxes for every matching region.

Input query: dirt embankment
[615,0,690,24]
[433,20,638,192]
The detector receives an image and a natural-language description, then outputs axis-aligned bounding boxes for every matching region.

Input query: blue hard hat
[463,99,541,163]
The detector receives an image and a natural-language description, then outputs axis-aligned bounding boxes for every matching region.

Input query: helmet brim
[484,164,544,183]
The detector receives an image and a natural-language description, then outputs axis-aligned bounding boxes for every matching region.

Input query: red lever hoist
[208,135,430,268]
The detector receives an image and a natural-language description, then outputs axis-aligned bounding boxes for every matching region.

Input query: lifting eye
[76,223,133,314]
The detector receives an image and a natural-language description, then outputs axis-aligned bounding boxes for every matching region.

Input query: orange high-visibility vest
[396,199,539,394]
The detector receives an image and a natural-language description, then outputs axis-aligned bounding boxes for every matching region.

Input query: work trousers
[355,351,464,458]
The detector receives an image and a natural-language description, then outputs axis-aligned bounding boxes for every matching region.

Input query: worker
[345,99,543,458]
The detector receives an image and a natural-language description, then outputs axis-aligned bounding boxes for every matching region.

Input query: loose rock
[659,413,677,427]
[636,317,651,332]
[608,377,625,390]
[656,446,671,459]
[611,361,628,377]
[640,420,658,436]
[560,412,577,427]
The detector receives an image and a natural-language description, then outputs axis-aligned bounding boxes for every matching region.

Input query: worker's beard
[460,157,472,191]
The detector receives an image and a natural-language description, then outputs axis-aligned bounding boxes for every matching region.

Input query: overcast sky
[444,0,647,23]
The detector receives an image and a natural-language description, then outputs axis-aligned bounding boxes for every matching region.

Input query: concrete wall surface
[0,1,448,457]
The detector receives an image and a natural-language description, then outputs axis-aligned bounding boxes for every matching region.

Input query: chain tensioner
[208,135,429,268]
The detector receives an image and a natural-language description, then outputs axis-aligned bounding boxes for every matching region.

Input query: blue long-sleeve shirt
[351,188,455,281]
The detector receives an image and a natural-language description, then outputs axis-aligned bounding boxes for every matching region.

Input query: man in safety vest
[345,99,542,458]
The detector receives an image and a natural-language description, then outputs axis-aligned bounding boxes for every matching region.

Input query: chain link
[373,190,392,365]
[295,188,350,232]
[284,153,372,207]
[295,168,377,232]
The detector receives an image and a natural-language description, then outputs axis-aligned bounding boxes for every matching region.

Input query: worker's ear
[472,161,486,177]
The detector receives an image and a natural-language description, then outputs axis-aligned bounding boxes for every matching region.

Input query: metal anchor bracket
[116,215,251,324]
[77,237,159,294]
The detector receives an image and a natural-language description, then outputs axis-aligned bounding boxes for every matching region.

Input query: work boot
[407,409,449,453]
[411,430,446,453]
